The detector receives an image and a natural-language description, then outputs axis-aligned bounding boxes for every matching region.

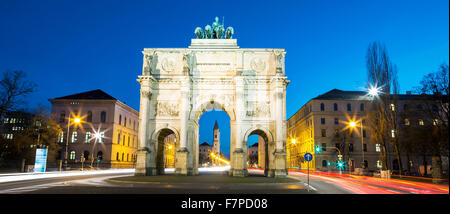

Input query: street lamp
[348,120,365,169]
[64,115,82,170]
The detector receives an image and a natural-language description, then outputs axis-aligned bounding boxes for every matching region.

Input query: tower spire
[214,120,219,130]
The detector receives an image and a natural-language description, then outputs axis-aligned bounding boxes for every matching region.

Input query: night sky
[1,0,448,158]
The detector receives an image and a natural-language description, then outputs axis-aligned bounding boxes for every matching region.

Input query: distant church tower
[212,120,220,154]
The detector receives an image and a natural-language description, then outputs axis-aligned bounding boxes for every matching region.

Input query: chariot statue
[194,17,234,39]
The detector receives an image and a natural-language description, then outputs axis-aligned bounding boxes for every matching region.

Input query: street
[0,168,447,194]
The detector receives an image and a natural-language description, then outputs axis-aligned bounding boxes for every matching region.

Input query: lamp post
[64,115,81,170]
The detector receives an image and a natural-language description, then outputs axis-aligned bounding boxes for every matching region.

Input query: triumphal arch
[135,18,289,177]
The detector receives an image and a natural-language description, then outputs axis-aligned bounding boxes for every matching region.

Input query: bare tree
[414,63,449,180]
[0,70,37,120]
[366,42,402,173]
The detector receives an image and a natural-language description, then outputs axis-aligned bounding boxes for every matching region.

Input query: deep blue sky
[1,0,448,158]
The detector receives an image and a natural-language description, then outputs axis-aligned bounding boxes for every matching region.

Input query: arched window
[128,136,130,147]
[119,115,122,125]
[71,131,77,143]
[85,131,91,143]
[124,117,127,127]
[97,151,103,161]
[117,132,121,144]
[69,151,76,160]
[87,111,92,122]
[333,103,338,111]
[116,152,120,161]
[320,103,325,111]
[122,153,124,161]
[100,111,106,123]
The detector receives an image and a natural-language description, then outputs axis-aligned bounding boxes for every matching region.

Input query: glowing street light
[64,115,83,170]
[349,121,356,128]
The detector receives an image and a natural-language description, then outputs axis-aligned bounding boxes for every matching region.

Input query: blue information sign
[34,148,48,173]
[304,153,313,162]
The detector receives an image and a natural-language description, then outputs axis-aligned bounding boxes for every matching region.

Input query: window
[333,103,338,111]
[87,111,92,122]
[100,111,106,123]
[122,153,124,161]
[123,135,126,145]
[375,144,381,152]
[85,131,91,143]
[58,132,64,143]
[119,115,122,125]
[83,151,89,160]
[320,103,325,111]
[364,160,368,168]
[349,144,353,152]
[321,129,326,137]
[60,111,66,123]
[322,160,328,167]
[70,151,76,160]
[127,154,129,162]
[360,103,364,111]
[363,144,367,152]
[391,129,395,138]
[99,132,105,143]
[390,104,395,111]
[419,119,424,126]
[363,129,367,138]
[124,117,127,127]
[97,151,103,161]
[71,131,77,143]
[128,136,130,146]
[118,132,121,144]
[116,152,120,161]
[431,105,438,112]
[321,143,326,151]
[404,118,410,126]
[334,129,340,137]
[433,119,438,126]
[377,160,382,168]
[334,118,339,125]
[417,104,423,110]
[133,121,136,130]
[403,104,408,111]
[321,118,326,125]
[347,103,351,111]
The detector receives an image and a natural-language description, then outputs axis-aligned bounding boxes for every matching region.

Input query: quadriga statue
[204,25,213,39]
[225,27,234,39]
[215,25,224,39]
[195,27,204,39]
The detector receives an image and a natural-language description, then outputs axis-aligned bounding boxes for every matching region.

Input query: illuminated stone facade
[136,38,289,177]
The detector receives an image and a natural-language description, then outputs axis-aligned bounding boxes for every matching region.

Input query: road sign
[304,153,313,162]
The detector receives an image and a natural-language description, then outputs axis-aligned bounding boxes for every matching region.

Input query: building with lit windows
[287,89,446,176]
[49,89,139,169]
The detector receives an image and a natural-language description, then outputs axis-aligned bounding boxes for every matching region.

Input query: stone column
[231,76,245,177]
[175,80,191,175]
[273,79,288,177]
[135,89,153,176]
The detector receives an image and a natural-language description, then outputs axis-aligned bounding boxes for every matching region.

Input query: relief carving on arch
[246,101,270,118]
[155,101,179,117]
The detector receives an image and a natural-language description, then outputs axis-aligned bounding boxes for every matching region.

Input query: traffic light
[314,145,322,154]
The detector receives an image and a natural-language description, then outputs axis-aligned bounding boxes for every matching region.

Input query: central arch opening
[198,109,231,171]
